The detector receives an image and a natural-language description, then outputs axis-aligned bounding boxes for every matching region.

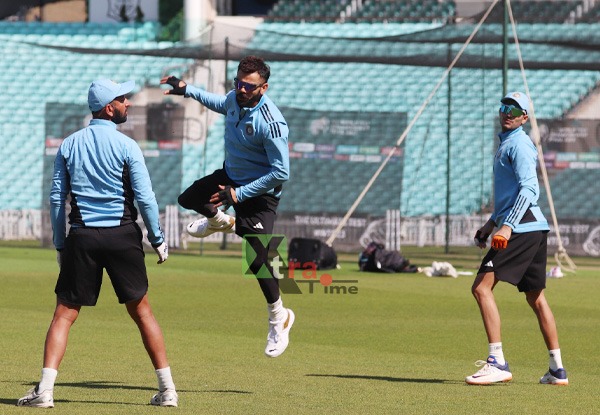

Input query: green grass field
[1,244,599,414]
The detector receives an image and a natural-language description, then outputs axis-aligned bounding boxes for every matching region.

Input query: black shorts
[234,194,279,237]
[55,222,148,306]
[178,168,280,237]
[478,231,548,292]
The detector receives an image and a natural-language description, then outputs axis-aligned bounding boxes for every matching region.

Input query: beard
[236,92,262,108]
[112,112,127,125]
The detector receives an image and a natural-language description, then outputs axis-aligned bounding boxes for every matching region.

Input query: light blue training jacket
[491,126,549,233]
[50,119,164,250]
[185,85,290,202]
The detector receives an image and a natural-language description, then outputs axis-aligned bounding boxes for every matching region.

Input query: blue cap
[88,79,135,112]
[501,91,530,113]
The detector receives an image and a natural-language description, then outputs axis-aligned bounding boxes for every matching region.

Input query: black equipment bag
[288,238,337,270]
[358,242,417,273]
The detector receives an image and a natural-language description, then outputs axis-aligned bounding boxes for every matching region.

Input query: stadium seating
[234,50,599,215]
[0,21,164,48]
[267,0,351,22]
[352,0,456,23]
[179,115,227,197]
[266,0,456,23]
[539,169,600,219]
[577,3,600,23]
[261,21,444,37]
[474,0,583,24]
[237,17,600,216]
[247,23,600,84]
[0,22,193,210]
[1,15,599,221]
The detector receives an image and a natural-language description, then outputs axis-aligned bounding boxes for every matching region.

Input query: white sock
[155,367,176,392]
[549,349,563,371]
[209,210,230,225]
[267,298,286,322]
[488,342,505,365]
[38,368,58,392]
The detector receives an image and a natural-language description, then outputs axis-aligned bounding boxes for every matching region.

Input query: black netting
[15,21,600,70]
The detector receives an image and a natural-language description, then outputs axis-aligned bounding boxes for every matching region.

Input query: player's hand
[210,185,237,208]
[491,235,508,250]
[474,230,490,249]
[491,225,512,250]
[160,76,186,95]
[56,250,62,268]
[152,242,169,264]
[474,219,496,249]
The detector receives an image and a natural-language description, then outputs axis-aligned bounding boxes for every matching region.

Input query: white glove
[56,250,62,268]
[153,242,168,264]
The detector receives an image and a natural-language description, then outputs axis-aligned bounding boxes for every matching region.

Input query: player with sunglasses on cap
[160,56,294,358]
[465,91,568,386]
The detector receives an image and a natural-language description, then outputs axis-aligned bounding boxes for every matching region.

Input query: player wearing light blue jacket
[19,79,177,409]
[183,85,289,202]
[491,125,549,233]
[161,56,294,359]
[50,118,165,249]
[467,91,568,387]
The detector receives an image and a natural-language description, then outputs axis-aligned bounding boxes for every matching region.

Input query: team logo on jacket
[245,123,254,135]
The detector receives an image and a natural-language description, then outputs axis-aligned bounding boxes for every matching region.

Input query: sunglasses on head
[499,104,526,117]
[233,78,263,92]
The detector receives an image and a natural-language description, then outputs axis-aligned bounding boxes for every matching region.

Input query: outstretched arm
[160,76,187,95]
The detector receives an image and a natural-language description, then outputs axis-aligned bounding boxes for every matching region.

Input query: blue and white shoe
[150,389,179,407]
[540,368,568,385]
[16,386,54,408]
[466,356,513,385]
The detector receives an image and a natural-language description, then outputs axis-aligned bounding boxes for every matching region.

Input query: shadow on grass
[14,380,157,392]
[56,383,252,394]
[3,381,252,406]
[0,397,144,407]
[306,373,463,384]
[57,381,156,391]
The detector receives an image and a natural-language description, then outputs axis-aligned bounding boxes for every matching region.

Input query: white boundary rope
[506,1,577,273]
[326,0,500,247]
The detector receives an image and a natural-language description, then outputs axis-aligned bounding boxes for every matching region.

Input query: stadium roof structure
[11,22,600,71]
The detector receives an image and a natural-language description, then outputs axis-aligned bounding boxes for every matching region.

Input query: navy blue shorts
[55,222,148,306]
[478,231,548,292]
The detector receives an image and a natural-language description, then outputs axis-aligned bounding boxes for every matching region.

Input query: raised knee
[177,193,189,209]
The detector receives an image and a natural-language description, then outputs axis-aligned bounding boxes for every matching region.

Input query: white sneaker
[186,215,235,238]
[465,356,513,385]
[16,386,54,408]
[540,368,569,385]
[265,308,295,358]
[150,389,179,407]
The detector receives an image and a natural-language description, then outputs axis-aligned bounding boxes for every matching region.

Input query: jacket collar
[89,118,117,129]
